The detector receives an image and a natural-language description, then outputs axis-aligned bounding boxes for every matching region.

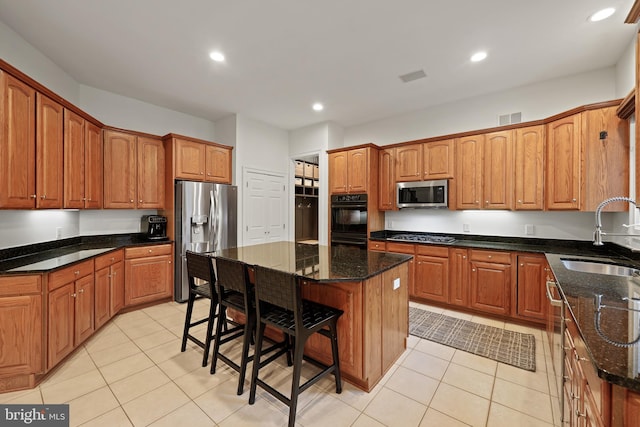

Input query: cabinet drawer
[368,241,386,251]
[94,249,124,270]
[469,249,511,264]
[416,245,449,257]
[386,242,415,254]
[0,275,42,296]
[125,244,172,259]
[48,259,94,291]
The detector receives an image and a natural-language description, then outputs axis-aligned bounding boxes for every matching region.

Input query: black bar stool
[211,257,291,395]
[249,265,343,427]
[181,251,223,367]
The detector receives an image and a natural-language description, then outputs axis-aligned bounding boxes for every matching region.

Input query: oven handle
[331,238,367,245]
[331,203,368,209]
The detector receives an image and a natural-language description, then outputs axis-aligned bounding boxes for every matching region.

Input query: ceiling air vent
[399,69,427,83]
[498,112,522,126]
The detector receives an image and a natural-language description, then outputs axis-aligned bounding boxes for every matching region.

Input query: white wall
[615,35,636,98]
[214,115,238,185]
[344,67,617,147]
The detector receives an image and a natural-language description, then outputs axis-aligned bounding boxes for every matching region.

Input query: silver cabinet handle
[546,281,563,307]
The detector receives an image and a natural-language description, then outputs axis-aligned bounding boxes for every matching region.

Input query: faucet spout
[594,197,637,246]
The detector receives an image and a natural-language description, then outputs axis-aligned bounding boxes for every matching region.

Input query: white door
[244,170,287,245]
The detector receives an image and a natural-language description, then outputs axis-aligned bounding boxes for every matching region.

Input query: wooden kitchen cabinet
[0,275,43,391]
[423,139,454,179]
[174,137,232,184]
[124,244,173,307]
[546,114,581,210]
[455,134,484,209]
[386,242,415,298]
[328,147,372,194]
[514,125,544,210]
[368,240,387,251]
[103,130,164,209]
[448,247,469,307]
[483,130,513,209]
[414,245,449,303]
[515,254,547,323]
[64,110,103,209]
[378,148,395,210]
[94,250,124,329]
[35,93,64,209]
[395,144,422,182]
[469,249,512,316]
[47,259,95,369]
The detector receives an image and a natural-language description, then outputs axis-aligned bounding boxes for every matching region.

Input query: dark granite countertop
[0,234,172,274]
[210,241,412,282]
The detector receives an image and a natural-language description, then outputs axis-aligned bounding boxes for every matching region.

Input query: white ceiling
[0,0,637,130]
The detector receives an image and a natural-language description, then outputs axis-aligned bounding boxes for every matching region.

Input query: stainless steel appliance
[175,181,237,302]
[330,194,367,248]
[141,215,168,240]
[397,179,448,209]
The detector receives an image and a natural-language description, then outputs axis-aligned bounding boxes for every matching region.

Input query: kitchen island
[211,242,412,392]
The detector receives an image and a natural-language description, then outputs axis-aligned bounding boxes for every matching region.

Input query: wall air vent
[399,69,427,83]
[498,112,522,126]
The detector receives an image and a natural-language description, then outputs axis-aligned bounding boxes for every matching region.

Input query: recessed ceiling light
[209,51,225,62]
[589,7,615,22]
[470,51,487,62]
[312,103,324,112]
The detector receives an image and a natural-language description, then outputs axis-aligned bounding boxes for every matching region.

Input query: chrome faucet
[593,197,638,246]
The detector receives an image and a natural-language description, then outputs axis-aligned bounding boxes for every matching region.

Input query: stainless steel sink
[561,259,640,277]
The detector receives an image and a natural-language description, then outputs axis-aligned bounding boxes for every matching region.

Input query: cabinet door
[0,294,42,376]
[125,255,172,306]
[0,72,36,208]
[175,138,205,180]
[137,136,165,209]
[110,260,125,316]
[63,109,85,209]
[516,255,547,322]
[48,282,75,368]
[414,254,449,303]
[104,130,137,208]
[395,144,422,182]
[205,144,232,183]
[423,139,454,179]
[378,148,395,210]
[514,125,544,210]
[470,261,511,315]
[328,151,348,193]
[483,130,513,209]
[448,248,469,307]
[546,114,581,210]
[347,148,368,193]
[84,122,103,209]
[455,135,483,209]
[74,274,94,345]
[36,93,64,209]
[94,267,110,329]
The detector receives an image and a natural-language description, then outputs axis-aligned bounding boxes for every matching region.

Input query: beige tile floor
[0,300,562,427]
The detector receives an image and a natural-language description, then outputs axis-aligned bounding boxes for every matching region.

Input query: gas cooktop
[388,234,456,244]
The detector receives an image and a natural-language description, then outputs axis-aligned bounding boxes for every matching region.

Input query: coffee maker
[141,215,167,240]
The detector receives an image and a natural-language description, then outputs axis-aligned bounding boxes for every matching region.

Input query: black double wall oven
[330,194,368,248]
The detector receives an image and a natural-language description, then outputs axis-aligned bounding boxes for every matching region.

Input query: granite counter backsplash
[0,234,171,273]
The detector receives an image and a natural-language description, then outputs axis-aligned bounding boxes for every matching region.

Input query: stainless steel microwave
[397,179,448,208]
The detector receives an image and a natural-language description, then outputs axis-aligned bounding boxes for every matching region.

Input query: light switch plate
[463,223,470,232]
[525,224,534,235]
[393,278,400,290]
[56,227,62,239]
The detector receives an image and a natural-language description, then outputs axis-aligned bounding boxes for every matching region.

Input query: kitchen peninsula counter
[212,242,413,391]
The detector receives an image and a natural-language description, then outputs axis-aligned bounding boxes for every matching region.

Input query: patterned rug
[409,307,536,371]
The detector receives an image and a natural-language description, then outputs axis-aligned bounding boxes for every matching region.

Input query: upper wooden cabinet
[455,134,484,209]
[394,140,454,183]
[328,146,375,194]
[483,130,513,210]
[0,72,64,209]
[64,110,103,209]
[546,114,581,210]
[103,130,165,209]
[378,148,395,210]
[174,137,232,184]
[514,125,544,210]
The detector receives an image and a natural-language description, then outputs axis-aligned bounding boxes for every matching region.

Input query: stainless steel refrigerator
[174,180,237,302]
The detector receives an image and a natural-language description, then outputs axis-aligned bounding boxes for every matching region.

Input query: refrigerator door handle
[210,188,217,251]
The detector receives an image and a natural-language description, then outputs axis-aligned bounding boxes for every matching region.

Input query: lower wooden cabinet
[386,242,415,297]
[124,244,173,307]
[469,250,512,316]
[448,247,469,307]
[94,249,124,329]
[47,259,95,369]
[414,245,448,303]
[0,275,43,391]
[515,254,547,323]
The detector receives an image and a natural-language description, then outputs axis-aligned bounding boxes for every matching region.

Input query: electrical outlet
[56,227,62,239]
[525,224,534,235]
[463,223,470,232]
[393,278,400,290]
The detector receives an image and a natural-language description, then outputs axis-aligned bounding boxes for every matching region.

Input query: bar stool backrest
[186,251,216,295]
[214,257,249,294]
[253,265,298,313]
